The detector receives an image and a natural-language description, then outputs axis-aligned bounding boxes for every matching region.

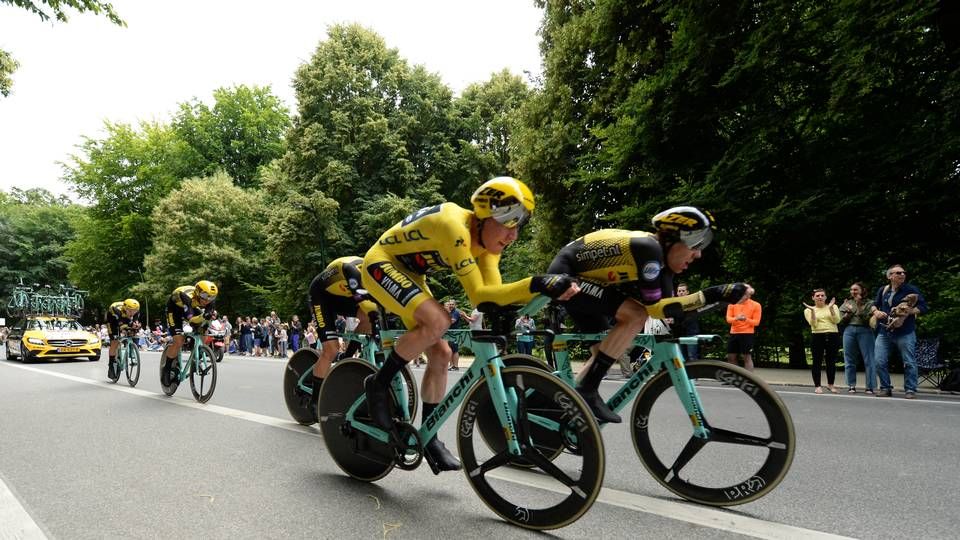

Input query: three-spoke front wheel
[631,360,795,506]
[125,341,141,387]
[457,366,604,530]
[189,344,218,403]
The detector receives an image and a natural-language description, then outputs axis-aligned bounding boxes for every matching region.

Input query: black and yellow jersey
[169,285,201,309]
[310,256,364,298]
[547,229,672,304]
[363,202,534,317]
[108,301,126,318]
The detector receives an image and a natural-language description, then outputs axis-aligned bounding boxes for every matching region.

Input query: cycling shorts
[165,300,205,337]
[555,278,630,333]
[308,283,377,343]
[361,250,432,330]
[106,313,132,340]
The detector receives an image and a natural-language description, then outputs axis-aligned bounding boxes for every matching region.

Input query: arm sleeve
[726,304,737,325]
[915,291,929,315]
[342,262,363,294]
[451,244,535,307]
[749,303,762,327]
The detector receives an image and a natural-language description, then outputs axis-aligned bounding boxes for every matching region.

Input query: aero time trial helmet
[651,206,716,250]
[123,298,140,311]
[195,280,219,301]
[470,177,535,229]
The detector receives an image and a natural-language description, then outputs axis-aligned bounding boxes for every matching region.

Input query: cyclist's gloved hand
[531,274,577,299]
[702,283,749,305]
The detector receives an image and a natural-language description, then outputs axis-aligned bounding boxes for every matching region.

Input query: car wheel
[88,349,101,362]
[4,342,16,361]
[21,346,34,364]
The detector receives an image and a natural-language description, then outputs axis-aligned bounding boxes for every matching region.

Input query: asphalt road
[1,350,957,539]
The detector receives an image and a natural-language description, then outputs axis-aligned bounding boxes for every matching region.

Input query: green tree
[278,24,459,257]
[65,121,203,306]
[517,0,960,356]
[0,0,124,98]
[452,69,533,203]
[0,188,82,301]
[172,85,291,189]
[141,172,269,316]
[0,50,18,97]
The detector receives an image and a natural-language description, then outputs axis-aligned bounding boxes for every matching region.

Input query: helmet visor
[490,202,531,229]
[680,227,713,250]
[198,291,213,301]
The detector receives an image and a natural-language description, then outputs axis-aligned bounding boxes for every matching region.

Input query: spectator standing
[289,315,302,352]
[444,300,464,371]
[221,316,233,355]
[240,317,253,355]
[726,285,761,371]
[803,289,841,394]
[515,314,536,356]
[872,264,928,399]
[304,322,317,349]
[278,324,289,358]
[252,317,264,356]
[468,306,484,330]
[839,282,876,394]
[675,283,700,360]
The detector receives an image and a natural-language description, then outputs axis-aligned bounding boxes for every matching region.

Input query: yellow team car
[4,317,102,363]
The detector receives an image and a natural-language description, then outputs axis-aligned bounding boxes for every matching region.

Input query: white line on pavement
[0,474,47,540]
[2,361,851,538]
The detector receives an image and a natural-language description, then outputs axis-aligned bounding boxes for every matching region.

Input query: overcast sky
[0,0,544,200]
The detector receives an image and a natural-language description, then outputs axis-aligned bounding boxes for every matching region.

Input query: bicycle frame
[344,337,524,457]
[116,335,137,370]
[547,332,712,438]
[171,332,204,382]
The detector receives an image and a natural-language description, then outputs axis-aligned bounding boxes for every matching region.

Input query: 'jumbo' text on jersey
[547,230,673,304]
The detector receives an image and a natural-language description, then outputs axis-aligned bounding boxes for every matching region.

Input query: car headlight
[88,336,100,344]
[27,337,44,345]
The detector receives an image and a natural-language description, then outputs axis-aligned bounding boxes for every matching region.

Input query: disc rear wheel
[284,348,321,425]
[318,359,401,482]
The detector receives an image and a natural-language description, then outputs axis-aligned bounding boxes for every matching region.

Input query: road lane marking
[0,362,866,538]
[0,475,47,540]
[492,467,854,540]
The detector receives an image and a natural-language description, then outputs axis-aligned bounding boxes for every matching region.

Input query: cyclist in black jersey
[306,256,378,408]
[547,207,751,423]
[161,280,218,388]
[106,299,140,380]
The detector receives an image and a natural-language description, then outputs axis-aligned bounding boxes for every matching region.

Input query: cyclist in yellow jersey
[361,177,579,471]
[306,256,378,408]
[547,207,752,422]
[106,298,140,380]
[162,280,218,388]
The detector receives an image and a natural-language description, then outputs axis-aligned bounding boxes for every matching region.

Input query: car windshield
[35,319,84,331]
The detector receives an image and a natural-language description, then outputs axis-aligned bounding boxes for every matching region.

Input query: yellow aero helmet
[123,298,140,311]
[195,280,219,301]
[470,176,535,228]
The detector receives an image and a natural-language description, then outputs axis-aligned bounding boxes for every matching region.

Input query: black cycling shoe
[107,359,118,380]
[424,437,461,473]
[161,359,180,387]
[364,375,394,431]
[577,388,621,424]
